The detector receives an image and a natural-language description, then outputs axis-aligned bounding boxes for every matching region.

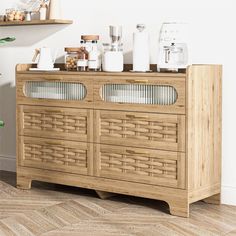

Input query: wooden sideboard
[16,64,222,217]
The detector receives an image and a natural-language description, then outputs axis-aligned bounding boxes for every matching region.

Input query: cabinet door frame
[18,105,93,143]
[94,144,186,189]
[19,136,93,176]
[94,110,185,152]
[94,76,186,114]
[16,74,94,108]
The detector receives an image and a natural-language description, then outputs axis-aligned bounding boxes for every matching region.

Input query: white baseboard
[0,155,16,172]
[0,155,235,206]
[221,186,236,206]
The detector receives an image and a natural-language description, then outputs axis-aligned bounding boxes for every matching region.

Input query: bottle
[133,24,150,72]
[25,11,32,21]
[39,1,47,20]
[49,0,62,19]
[77,47,88,72]
[88,41,100,71]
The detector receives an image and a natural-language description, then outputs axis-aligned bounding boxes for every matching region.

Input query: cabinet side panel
[187,65,222,193]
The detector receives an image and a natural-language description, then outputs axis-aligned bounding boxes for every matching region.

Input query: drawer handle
[126,79,149,84]
[126,150,149,155]
[126,114,148,119]
[36,77,63,81]
[44,110,64,113]
[45,141,63,146]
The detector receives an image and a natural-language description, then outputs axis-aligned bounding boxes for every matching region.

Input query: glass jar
[65,48,80,71]
[77,47,89,72]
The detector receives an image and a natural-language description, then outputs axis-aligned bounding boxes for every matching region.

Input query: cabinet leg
[168,201,189,218]
[95,190,116,200]
[203,193,221,205]
[17,175,32,190]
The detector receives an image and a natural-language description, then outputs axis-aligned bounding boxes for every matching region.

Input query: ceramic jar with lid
[81,35,101,71]
[65,48,80,71]
[81,35,99,52]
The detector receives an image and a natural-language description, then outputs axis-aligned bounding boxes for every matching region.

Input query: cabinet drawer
[94,76,186,114]
[19,136,93,175]
[94,110,185,152]
[16,74,93,108]
[18,106,93,142]
[94,144,185,189]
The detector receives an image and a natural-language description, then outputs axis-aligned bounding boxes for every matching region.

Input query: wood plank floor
[0,171,235,236]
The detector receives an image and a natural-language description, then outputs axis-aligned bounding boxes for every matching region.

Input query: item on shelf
[132,24,150,72]
[81,35,99,52]
[77,47,89,71]
[25,11,32,21]
[39,1,48,20]
[102,25,124,72]
[32,47,58,70]
[157,22,188,72]
[81,35,101,71]
[0,15,6,22]
[88,40,101,71]
[49,0,62,20]
[6,9,25,21]
[65,47,80,71]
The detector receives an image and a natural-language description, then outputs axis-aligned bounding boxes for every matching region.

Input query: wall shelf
[0,19,73,27]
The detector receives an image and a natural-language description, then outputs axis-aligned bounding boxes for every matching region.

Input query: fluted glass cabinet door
[16,74,93,108]
[101,84,177,105]
[94,76,186,114]
[25,81,86,100]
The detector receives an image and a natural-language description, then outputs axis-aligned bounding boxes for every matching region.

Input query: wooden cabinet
[16,64,222,218]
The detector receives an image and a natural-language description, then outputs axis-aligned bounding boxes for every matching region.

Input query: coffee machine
[102,25,124,72]
[157,22,188,72]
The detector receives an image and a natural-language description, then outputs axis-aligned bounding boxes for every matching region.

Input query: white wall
[0,0,235,205]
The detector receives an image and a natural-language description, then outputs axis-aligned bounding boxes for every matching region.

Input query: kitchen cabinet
[16,64,222,217]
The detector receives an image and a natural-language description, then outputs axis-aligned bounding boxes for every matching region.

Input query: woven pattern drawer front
[94,144,185,189]
[94,110,185,152]
[18,106,93,142]
[19,137,93,175]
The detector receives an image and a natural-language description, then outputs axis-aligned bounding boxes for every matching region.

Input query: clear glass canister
[65,48,80,71]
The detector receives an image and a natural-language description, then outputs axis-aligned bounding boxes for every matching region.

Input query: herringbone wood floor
[0,171,236,236]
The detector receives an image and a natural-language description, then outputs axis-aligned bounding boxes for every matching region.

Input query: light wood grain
[94,110,185,152]
[95,144,186,189]
[1,171,236,236]
[0,19,73,26]
[19,136,93,176]
[16,73,94,109]
[16,64,222,218]
[18,105,93,143]
[186,65,222,200]
[93,76,186,114]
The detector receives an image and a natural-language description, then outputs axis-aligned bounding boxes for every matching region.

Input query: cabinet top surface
[16,64,222,78]
[16,64,187,78]
[17,70,186,77]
